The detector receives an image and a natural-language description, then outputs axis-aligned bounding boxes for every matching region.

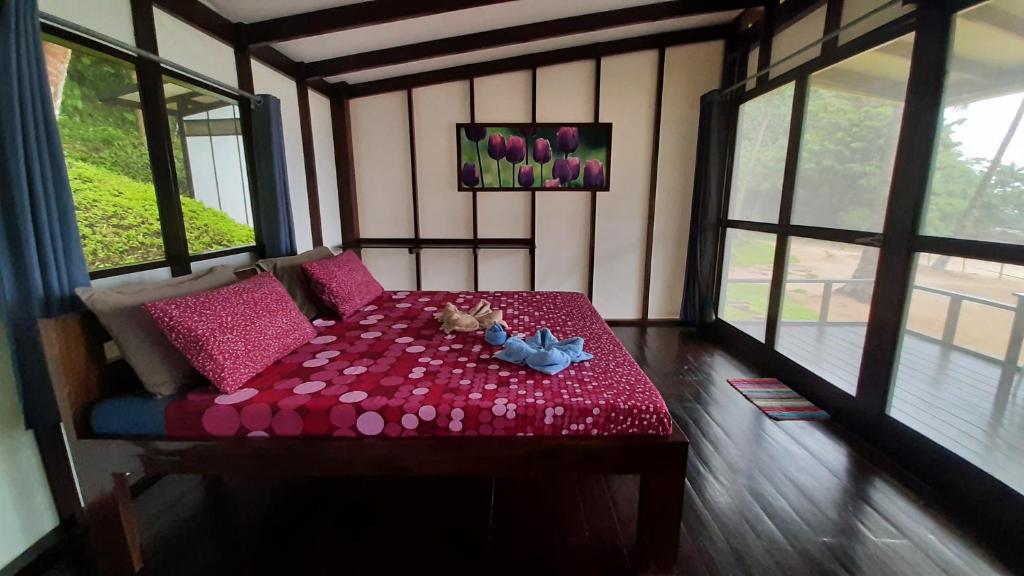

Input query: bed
[41,289,688,575]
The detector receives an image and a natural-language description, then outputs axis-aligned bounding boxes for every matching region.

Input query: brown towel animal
[434,299,509,334]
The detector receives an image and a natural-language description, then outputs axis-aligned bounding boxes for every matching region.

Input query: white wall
[39,0,135,46]
[770,6,827,78]
[649,42,724,318]
[0,321,60,569]
[348,43,723,318]
[154,8,237,88]
[308,92,343,248]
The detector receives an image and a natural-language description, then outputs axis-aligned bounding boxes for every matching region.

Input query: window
[776,238,879,394]
[920,0,1024,245]
[889,255,1024,494]
[718,229,777,342]
[727,84,794,223]
[43,34,257,277]
[790,35,913,232]
[163,77,254,255]
[43,37,165,272]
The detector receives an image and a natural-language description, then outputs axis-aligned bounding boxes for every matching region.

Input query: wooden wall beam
[246,0,515,46]
[296,80,323,247]
[307,0,761,79]
[330,94,360,248]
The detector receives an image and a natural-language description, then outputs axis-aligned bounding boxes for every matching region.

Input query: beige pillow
[75,265,238,396]
[257,246,334,319]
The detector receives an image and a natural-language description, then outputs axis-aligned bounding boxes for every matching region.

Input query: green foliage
[57,51,154,183]
[67,159,254,270]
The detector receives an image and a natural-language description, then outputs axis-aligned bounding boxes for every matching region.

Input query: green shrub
[67,159,255,270]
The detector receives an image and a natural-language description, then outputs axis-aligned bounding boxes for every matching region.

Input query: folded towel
[495,328,593,375]
[485,323,508,346]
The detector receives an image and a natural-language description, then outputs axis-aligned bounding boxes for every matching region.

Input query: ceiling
[200,0,745,86]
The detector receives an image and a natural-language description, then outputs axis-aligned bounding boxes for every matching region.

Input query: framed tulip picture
[456,123,612,192]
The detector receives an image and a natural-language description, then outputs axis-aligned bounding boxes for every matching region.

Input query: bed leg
[81,471,143,575]
[635,457,687,575]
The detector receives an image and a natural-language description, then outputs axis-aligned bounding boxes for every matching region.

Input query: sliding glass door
[715,0,1024,495]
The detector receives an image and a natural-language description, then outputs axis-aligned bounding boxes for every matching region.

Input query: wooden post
[634,443,687,575]
[998,293,1024,393]
[80,470,143,575]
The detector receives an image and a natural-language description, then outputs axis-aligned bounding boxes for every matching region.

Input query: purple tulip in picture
[533,138,551,179]
[583,160,604,188]
[506,135,526,187]
[567,157,580,182]
[518,165,535,187]
[487,133,506,186]
[552,158,572,186]
[556,126,579,155]
[464,125,487,141]
[461,163,480,187]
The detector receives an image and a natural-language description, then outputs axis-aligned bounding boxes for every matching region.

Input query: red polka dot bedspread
[140,291,672,438]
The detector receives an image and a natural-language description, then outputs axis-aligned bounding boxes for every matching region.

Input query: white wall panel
[839,0,912,45]
[770,6,827,78]
[421,250,474,292]
[649,42,723,319]
[479,250,531,291]
[309,91,343,248]
[412,82,473,238]
[251,61,313,252]
[154,8,237,88]
[40,0,135,46]
[361,249,416,290]
[534,61,595,294]
[350,92,415,238]
[593,51,659,319]
[475,72,533,246]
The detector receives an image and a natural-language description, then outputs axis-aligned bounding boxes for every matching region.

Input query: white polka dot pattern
[165,291,672,438]
[302,251,383,319]
[145,274,316,393]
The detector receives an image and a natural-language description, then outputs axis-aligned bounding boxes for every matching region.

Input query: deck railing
[725,278,1024,389]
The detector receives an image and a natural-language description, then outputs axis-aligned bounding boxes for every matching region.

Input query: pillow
[144,273,315,393]
[302,250,383,319]
[257,246,334,319]
[75,266,238,396]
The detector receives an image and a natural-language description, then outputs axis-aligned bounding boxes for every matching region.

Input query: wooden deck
[773,323,1024,496]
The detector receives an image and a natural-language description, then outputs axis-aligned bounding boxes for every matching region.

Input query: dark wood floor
[33,327,1011,576]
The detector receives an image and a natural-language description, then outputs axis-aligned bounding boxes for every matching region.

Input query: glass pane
[43,38,165,272]
[163,77,255,255]
[791,34,914,232]
[775,238,879,395]
[727,84,794,223]
[921,0,1024,244]
[719,229,777,342]
[889,254,1024,494]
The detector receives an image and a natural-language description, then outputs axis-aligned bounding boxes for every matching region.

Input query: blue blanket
[494,328,593,375]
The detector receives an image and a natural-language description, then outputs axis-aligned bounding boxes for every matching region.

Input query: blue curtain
[0,0,91,427]
[252,95,297,258]
[682,91,729,324]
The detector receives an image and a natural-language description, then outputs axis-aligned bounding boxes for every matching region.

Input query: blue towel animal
[485,323,508,346]
[495,328,593,375]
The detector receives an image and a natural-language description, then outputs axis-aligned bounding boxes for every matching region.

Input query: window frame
[42,23,260,280]
[712,0,1024,502]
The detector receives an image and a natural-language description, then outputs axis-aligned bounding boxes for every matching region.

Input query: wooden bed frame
[40,311,689,575]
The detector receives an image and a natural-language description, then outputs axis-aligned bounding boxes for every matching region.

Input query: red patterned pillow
[144,273,316,393]
[302,250,383,319]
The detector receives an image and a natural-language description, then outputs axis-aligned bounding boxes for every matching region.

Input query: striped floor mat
[727,378,830,421]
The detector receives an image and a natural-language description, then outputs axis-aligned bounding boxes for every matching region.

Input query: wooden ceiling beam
[306,0,762,79]
[342,24,730,98]
[150,0,339,98]
[245,0,516,47]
